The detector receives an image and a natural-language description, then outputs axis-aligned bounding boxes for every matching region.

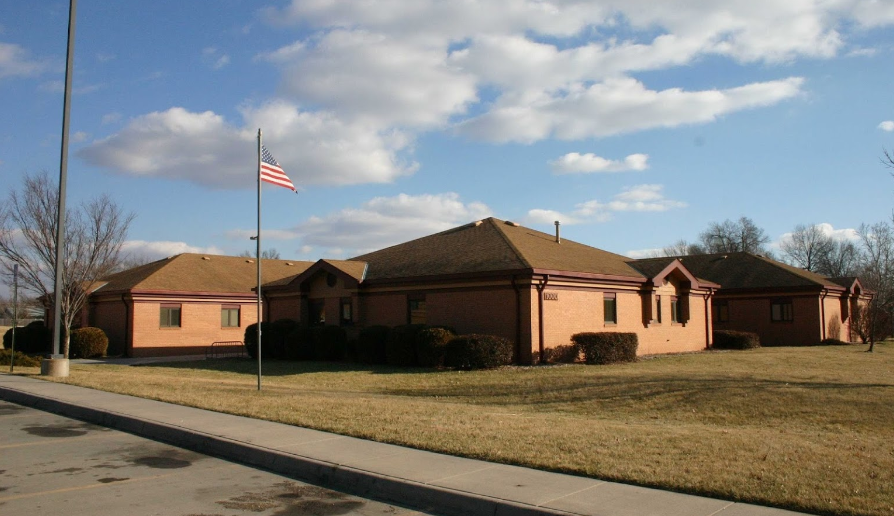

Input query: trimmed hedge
[2,321,51,354]
[445,334,513,370]
[416,327,454,367]
[712,330,760,350]
[69,327,109,359]
[538,343,581,364]
[572,332,638,365]
[357,325,390,364]
[818,338,851,346]
[0,349,42,367]
[244,319,300,359]
[314,325,347,361]
[284,326,317,360]
[386,324,427,366]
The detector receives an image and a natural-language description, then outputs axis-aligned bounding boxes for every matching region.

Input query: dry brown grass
[35,344,894,516]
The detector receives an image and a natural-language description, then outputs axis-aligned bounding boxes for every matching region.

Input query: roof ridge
[749,253,836,287]
[487,218,533,269]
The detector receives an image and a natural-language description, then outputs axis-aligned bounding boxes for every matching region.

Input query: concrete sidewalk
[0,373,810,516]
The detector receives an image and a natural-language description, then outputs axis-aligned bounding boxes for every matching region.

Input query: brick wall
[530,285,708,357]
[713,294,821,347]
[130,300,257,357]
[90,299,128,355]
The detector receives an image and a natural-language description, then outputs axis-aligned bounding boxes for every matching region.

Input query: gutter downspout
[121,294,131,357]
[512,275,522,364]
[536,275,549,364]
[820,289,827,341]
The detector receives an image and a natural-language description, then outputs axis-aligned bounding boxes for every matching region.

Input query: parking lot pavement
[0,400,431,516]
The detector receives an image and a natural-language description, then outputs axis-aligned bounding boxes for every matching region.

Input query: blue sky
[2,1,894,272]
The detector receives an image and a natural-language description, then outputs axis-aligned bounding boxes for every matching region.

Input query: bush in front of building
[2,321,51,355]
[818,338,851,346]
[284,326,316,360]
[572,332,638,365]
[712,330,760,350]
[314,325,347,361]
[245,319,299,360]
[357,325,390,364]
[537,343,581,364]
[415,327,454,367]
[386,324,427,366]
[445,334,513,370]
[69,327,109,359]
[0,349,42,367]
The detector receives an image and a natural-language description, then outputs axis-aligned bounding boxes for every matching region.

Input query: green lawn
[37,344,894,516]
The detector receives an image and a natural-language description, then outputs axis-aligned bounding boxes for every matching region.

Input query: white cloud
[101,112,122,125]
[292,193,492,255]
[525,209,583,226]
[96,52,116,63]
[202,47,231,70]
[879,121,894,132]
[459,76,804,143]
[78,103,418,188]
[121,240,225,261]
[260,30,477,128]
[550,152,649,174]
[0,41,50,79]
[528,184,686,225]
[71,131,89,143]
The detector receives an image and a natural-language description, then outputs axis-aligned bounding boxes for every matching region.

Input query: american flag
[260,146,296,191]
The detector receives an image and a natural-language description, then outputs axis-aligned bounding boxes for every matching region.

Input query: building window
[655,295,662,323]
[408,295,426,324]
[603,293,617,324]
[671,296,683,323]
[160,304,181,328]
[771,299,793,322]
[712,300,729,323]
[340,298,353,325]
[310,299,325,326]
[221,306,240,327]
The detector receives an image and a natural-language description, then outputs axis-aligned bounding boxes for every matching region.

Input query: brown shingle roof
[351,217,645,281]
[633,252,843,291]
[94,254,313,294]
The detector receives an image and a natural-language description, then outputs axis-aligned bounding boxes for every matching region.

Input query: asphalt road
[0,400,431,516]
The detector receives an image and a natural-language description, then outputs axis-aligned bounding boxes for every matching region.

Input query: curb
[0,383,577,516]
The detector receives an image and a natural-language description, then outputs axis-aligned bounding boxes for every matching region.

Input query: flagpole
[256,129,263,391]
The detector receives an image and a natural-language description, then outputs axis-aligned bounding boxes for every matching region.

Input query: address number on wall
[543,292,559,301]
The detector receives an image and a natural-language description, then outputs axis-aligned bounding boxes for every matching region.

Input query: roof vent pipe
[555,220,561,244]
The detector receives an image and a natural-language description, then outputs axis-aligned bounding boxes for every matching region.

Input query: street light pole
[44,0,77,377]
[9,263,17,373]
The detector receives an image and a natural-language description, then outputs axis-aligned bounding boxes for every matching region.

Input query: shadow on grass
[138,358,449,376]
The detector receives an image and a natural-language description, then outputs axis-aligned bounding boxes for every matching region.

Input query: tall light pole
[9,263,18,373]
[43,0,77,377]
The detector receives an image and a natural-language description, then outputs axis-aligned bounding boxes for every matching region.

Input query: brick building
[264,218,719,362]
[633,252,872,346]
[86,254,311,357]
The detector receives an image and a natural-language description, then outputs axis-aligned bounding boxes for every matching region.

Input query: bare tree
[856,220,894,351]
[780,224,834,272]
[883,148,894,170]
[816,240,860,277]
[0,172,134,357]
[659,239,706,257]
[239,248,281,259]
[698,216,770,254]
